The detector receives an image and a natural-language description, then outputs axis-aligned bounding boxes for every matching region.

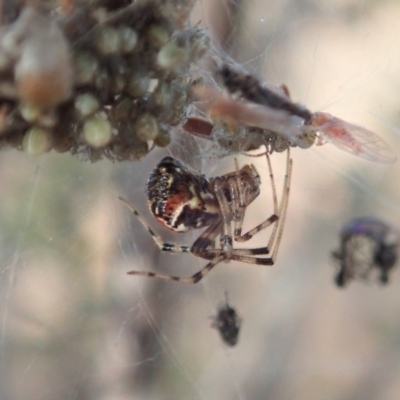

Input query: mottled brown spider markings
[147,157,221,233]
[119,150,292,283]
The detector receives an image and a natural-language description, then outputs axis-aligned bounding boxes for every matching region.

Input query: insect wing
[309,112,396,163]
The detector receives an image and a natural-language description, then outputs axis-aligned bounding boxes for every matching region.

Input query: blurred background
[2,0,400,399]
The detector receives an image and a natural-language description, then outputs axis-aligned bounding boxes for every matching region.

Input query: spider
[119,148,292,283]
[211,294,241,346]
[332,217,399,287]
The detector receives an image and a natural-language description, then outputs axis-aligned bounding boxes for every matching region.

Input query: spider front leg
[120,197,229,283]
[173,221,231,283]
[119,196,191,253]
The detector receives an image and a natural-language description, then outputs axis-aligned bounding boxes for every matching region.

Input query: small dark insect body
[147,156,260,233]
[211,301,241,346]
[332,217,399,287]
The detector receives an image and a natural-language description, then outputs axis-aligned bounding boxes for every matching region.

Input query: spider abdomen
[147,156,220,232]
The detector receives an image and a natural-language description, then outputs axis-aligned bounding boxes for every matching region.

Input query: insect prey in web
[186,65,396,163]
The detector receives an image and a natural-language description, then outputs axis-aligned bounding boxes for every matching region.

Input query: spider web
[2,1,400,399]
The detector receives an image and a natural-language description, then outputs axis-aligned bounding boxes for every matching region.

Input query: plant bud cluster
[0,0,209,161]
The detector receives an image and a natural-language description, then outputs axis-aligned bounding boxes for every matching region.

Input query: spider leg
[125,212,227,283]
[127,254,227,283]
[229,254,273,265]
[234,150,279,243]
[185,210,288,274]
[235,214,279,243]
[166,220,239,283]
[191,220,223,258]
[228,149,292,263]
[119,196,191,253]
[265,148,292,262]
[213,179,234,256]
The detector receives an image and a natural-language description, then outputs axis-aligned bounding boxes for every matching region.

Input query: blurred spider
[211,294,241,346]
[119,149,292,283]
[332,217,399,287]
